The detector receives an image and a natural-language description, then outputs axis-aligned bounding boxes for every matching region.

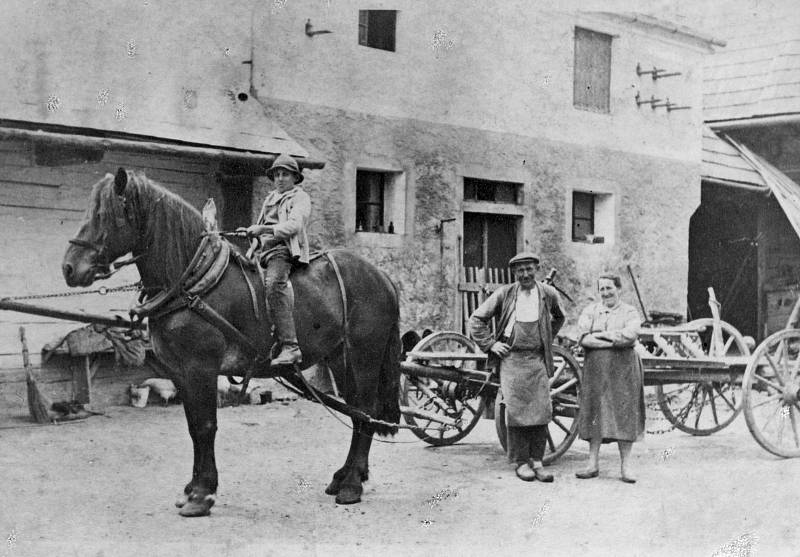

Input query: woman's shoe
[515,463,537,481]
[620,475,637,484]
[532,467,554,482]
[575,469,599,479]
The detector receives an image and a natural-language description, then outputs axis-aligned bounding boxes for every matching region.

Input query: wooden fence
[458,266,514,334]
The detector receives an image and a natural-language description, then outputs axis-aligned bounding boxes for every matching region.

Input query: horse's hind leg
[335,420,374,505]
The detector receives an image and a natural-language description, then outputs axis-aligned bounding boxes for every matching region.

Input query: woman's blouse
[577,301,641,347]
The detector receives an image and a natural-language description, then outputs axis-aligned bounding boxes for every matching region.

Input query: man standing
[238,153,310,367]
[469,252,565,482]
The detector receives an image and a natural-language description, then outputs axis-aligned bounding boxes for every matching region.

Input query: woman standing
[575,273,645,483]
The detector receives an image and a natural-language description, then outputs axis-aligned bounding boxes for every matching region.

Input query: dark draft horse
[62,168,401,517]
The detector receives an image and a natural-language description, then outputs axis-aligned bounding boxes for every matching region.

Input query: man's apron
[501,320,552,427]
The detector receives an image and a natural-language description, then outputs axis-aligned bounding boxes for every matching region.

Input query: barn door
[459,213,518,333]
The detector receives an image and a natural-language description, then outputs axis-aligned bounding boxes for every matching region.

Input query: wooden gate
[458,266,514,334]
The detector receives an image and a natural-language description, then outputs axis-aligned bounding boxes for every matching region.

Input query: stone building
[250,3,721,334]
[0,2,722,374]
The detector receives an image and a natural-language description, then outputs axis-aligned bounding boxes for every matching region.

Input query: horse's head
[62,168,141,287]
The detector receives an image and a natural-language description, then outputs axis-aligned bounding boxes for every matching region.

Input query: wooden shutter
[573,27,612,112]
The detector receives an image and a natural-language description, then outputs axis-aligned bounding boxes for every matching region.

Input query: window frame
[463,177,522,205]
[355,169,387,232]
[572,191,595,241]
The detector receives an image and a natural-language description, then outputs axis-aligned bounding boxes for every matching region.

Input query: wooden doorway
[688,184,759,338]
[459,212,519,333]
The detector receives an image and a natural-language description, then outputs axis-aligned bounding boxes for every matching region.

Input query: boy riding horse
[238,153,310,367]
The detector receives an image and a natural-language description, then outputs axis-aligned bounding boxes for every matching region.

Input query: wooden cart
[399,296,800,461]
[400,331,581,465]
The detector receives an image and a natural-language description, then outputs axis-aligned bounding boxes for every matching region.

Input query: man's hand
[489,341,511,358]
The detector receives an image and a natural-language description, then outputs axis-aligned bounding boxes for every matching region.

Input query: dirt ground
[1,393,798,557]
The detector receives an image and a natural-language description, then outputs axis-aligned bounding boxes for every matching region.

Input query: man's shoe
[532,467,554,483]
[575,469,599,479]
[515,463,537,482]
[271,345,302,367]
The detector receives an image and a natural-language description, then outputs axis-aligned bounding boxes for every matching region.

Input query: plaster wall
[255,1,708,163]
[259,98,700,335]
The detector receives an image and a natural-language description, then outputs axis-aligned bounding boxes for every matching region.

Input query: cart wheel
[655,318,750,436]
[742,329,800,458]
[494,345,581,465]
[400,331,487,446]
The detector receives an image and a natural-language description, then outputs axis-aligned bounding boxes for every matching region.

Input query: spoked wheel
[655,318,750,436]
[742,329,800,458]
[400,332,487,446]
[495,345,581,465]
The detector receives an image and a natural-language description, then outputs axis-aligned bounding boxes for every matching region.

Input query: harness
[126,235,355,411]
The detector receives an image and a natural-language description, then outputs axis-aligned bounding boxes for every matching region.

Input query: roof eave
[0,124,325,170]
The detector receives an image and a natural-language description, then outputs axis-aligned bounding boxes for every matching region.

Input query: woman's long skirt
[578,347,645,443]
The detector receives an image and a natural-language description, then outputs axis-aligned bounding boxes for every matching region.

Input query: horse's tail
[373,319,401,437]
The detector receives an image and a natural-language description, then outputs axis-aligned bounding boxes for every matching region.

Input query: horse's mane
[93,171,206,289]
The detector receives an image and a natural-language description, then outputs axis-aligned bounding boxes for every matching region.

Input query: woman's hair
[597,273,622,289]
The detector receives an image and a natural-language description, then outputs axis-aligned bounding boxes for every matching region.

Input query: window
[572,191,594,241]
[573,27,612,113]
[356,169,404,233]
[463,213,519,271]
[572,190,613,243]
[358,10,396,52]
[463,177,521,204]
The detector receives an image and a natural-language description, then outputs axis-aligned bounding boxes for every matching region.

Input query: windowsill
[572,236,605,244]
[353,231,405,248]
[573,105,610,115]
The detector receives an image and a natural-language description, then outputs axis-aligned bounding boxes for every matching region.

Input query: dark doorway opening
[463,212,519,278]
[687,184,759,337]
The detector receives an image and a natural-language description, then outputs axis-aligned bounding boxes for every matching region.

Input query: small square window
[356,169,404,233]
[572,191,594,241]
[463,177,521,204]
[573,27,612,113]
[572,190,613,244]
[358,10,396,52]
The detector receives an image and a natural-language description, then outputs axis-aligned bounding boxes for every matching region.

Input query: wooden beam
[0,127,325,170]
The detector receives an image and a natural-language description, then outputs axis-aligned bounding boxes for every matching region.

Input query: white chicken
[140,378,178,406]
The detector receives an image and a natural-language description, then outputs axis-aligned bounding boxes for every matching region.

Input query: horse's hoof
[178,494,215,517]
[335,487,362,505]
[175,493,189,508]
[324,480,340,496]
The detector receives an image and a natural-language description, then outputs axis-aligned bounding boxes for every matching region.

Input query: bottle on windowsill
[388,221,395,234]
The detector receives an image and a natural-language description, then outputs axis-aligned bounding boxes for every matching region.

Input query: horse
[62,168,401,517]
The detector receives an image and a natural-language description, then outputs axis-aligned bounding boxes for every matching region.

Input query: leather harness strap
[324,251,353,398]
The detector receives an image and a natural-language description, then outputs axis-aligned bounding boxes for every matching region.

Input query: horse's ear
[114,167,128,196]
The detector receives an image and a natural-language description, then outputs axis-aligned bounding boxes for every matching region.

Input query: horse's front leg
[176,370,219,517]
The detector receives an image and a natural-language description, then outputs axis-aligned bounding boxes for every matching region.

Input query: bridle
[68,182,147,280]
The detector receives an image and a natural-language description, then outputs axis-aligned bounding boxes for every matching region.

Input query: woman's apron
[501,320,552,427]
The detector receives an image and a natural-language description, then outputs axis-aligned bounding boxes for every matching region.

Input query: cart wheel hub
[781,384,799,405]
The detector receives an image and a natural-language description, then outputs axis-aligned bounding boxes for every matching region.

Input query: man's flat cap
[508,252,540,266]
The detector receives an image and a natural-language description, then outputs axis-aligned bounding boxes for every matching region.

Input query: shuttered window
[573,27,612,113]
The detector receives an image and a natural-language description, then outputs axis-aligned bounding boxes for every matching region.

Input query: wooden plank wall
[0,139,219,369]
[761,200,800,335]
